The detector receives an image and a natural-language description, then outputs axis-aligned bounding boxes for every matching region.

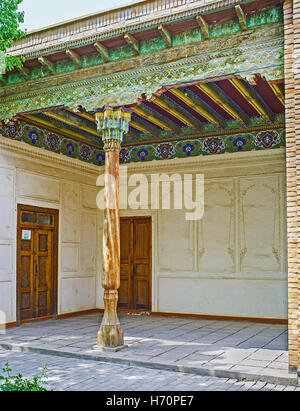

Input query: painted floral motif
[226,134,254,152]
[80,145,92,161]
[175,140,201,158]
[0,122,285,167]
[23,126,45,148]
[137,149,149,161]
[94,151,105,166]
[255,130,280,149]
[202,137,225,155]
[155,143,175,160]
[3,123,21,139]
[120,148,131,164]
[67,143,75,155]
[61,139,79,158]
[233,137,247,151]
[28,131,40,145]
[130,145,156,162]
[46,133,61,151]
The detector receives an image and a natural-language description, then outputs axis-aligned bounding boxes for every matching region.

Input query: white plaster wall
[121,148,288,320]
[0,137,288,322]
[0,137,103,322]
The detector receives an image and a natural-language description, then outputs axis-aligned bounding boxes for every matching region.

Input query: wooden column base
[96,290,125,349]
[97,324,125,348]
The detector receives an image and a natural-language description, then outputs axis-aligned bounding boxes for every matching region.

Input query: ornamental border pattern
[1,23,284,103]
[9,0,264,58]
[0,24,284,122]
[1,122,285,167]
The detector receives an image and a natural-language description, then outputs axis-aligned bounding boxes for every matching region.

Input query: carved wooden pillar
[95,106,131,350]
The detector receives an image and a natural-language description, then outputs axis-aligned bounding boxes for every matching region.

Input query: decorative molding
[0,122,285,173]
[0,23,284,121]
[94,41,110,62]
[8,0,268,58]
[196,15,210,39]
[124,33,140,55]
[158,24,172,48]
[38,56,56,74]
[66,48,82,68]
[235,5,247,31]
[17,67,30,81]
[0,134,100,175]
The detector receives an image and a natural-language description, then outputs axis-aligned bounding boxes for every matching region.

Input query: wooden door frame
[16,204,59,325]
[119,216,152,313]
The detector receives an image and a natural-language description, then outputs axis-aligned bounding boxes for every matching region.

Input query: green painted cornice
[3,6,283,89]
[0,23,284,122]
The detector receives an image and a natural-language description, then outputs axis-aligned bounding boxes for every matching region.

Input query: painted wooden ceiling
[17,74,285,148]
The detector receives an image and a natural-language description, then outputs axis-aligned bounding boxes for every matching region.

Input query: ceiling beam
[269,82,285,106]
[66,48,82,68]
[21,114,96,144]
[131,116,160,138]
[197,83,249,125]
[169,88,225,128]
[124,33,140,55]
[229,78,274,122]
[196,15,209,40]
[64,108,97,126]
[158,24,172,48]
[152,95,202,131]
[44,111,101,137]
[137,104,181,134]
[18,66,30,81]
[38,56,56,74]
[126,127,142,141]
[235,5,247,31]
[94,41,110,62]
[133,106,175,132]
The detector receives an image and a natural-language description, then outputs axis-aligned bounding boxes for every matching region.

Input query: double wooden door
[119,217,152,311]
[17,205,58,323]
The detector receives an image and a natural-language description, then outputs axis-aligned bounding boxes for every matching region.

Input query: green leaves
[0,362,50,391]
[0,0,25,71]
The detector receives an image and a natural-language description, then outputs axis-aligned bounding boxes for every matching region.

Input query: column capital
[95,106,132,149]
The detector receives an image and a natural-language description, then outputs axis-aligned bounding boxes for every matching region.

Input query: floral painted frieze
[0,123,285,167]
[120,129,285,164]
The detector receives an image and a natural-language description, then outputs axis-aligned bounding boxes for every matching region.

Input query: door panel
[35,230,53,318]
[119,217,151,311]
[119,219,132,309]
[17,205,58,323]
[19,237,34,321]
[133,219,151,310]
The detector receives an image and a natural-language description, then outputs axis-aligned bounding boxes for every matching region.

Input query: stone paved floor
[0,348,298,391]
[0,313,295,385]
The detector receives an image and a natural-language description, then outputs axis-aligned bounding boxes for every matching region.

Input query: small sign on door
[22,230,31,240]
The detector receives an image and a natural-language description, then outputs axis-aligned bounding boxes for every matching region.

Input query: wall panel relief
[239,175,282,273]
[0,196,14,242]
[16,171,60,202]
[198,180,235,274]
[61,182,80,243]
[158,210,195,272]
[80,213,97,273]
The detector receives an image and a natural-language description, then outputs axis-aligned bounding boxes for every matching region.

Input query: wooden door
[34,230,53,318]
[119,217,152,311]
[17,205,58,323]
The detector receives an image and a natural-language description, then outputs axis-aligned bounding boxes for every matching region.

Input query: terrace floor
[0,313,297,385]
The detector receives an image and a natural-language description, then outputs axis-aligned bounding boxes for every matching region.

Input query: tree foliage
[0,362,50,391]
[0,0,25,72]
